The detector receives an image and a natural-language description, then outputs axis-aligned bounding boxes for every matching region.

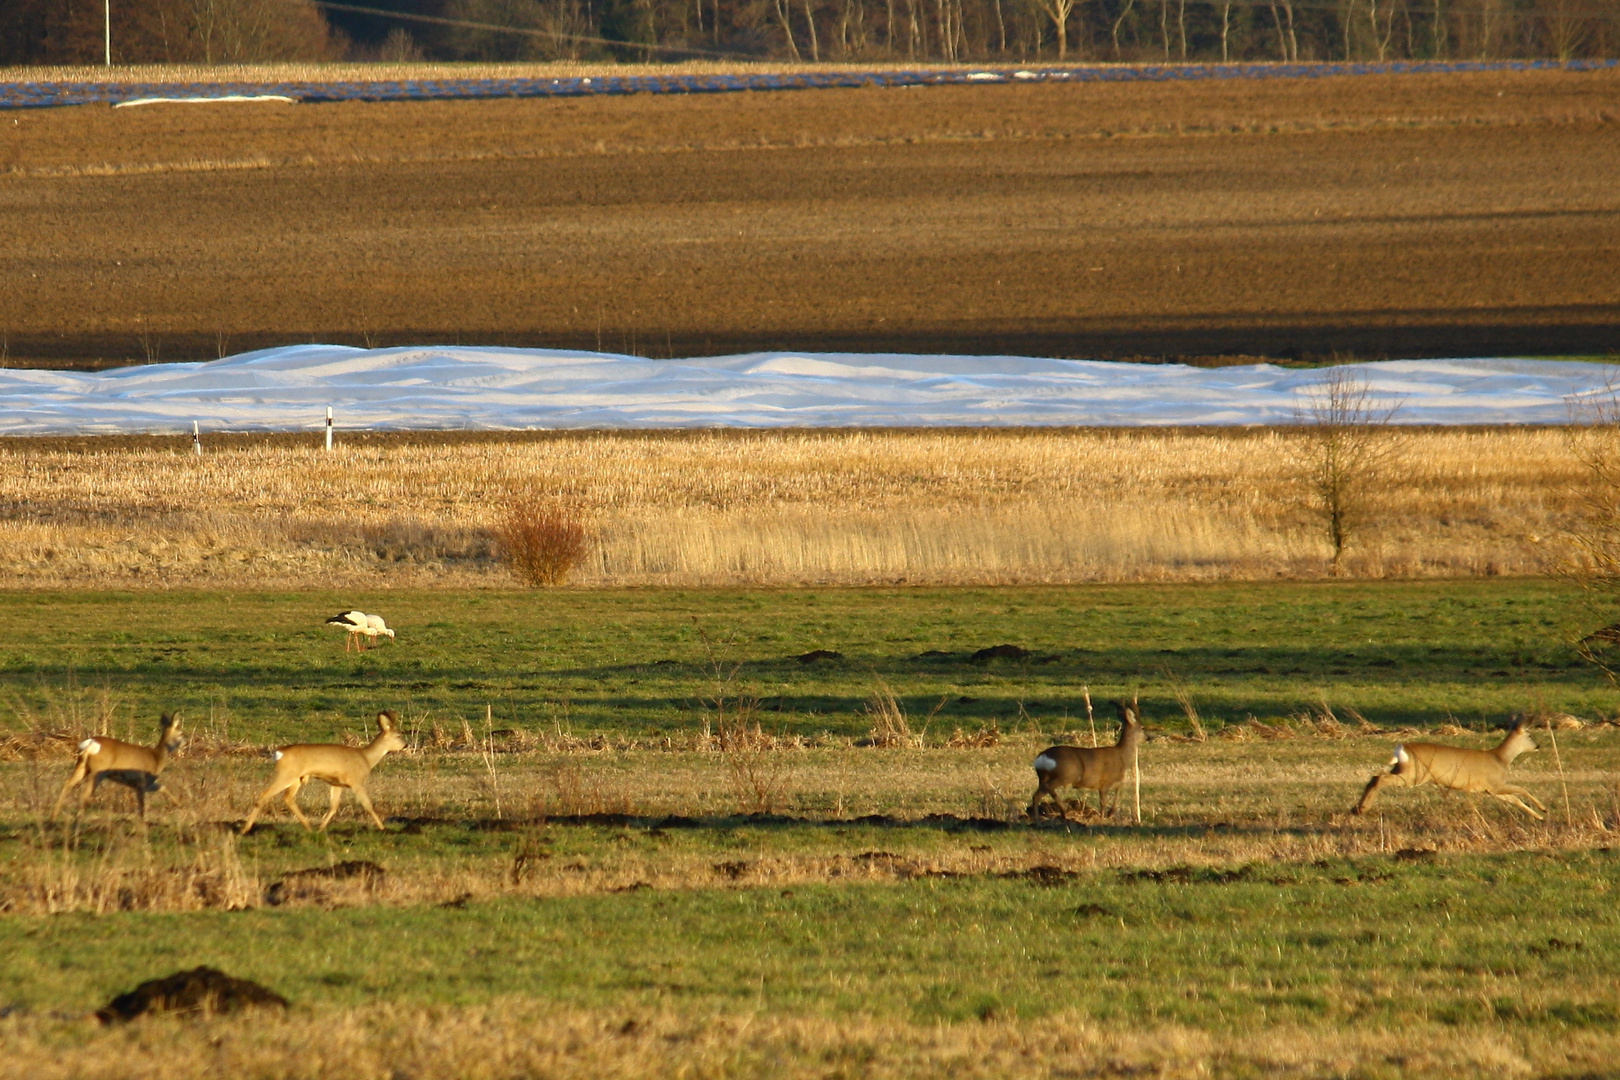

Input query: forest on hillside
[2,0,1616,67]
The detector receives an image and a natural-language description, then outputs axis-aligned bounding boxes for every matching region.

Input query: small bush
[497,499,590,586]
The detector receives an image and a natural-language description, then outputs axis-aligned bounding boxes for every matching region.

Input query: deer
[52,712,183,821]
[1353,717,1547,819]
[240,710,406,834]
[1027,700,1144,819]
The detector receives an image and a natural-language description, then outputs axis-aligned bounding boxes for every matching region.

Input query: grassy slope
[0,578,1604,744]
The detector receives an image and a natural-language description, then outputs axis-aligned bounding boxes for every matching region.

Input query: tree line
[2,0,1615,66]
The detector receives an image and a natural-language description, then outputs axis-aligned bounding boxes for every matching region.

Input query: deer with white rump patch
[52,712,182,821]
[1028,700,1144,819]
[1353,717,1547,819]
[240,710,405,833]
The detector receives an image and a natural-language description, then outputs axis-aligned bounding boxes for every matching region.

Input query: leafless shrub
[717,716,789,816]
[497,498,591,586]
[1292,366,1404,575]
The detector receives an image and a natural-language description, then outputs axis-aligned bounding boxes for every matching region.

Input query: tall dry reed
[0,427,1581,588]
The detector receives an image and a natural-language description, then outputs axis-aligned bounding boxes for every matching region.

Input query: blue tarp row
[2,58,1614,109]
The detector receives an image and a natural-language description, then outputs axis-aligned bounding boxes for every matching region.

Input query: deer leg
[1028,782,1053,818]
[318,785,345,831]
[51,761,90,821]
[1489,790,1546,821]
[1495,785,1548,815]
[350,784,386,830]
[242,775,297,834]
[80,772,103,812]
[1353,771,1408,814]
[281,779,316,831]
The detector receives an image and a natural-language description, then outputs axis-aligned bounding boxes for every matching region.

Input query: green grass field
[4,580,1620,1077]
[1,579,1607,743]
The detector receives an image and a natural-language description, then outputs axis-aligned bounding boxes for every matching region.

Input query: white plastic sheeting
[0,346,1610,434]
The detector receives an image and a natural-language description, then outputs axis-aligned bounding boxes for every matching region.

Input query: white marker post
[325,406,333,452]
[192,420,201,456]
[104,0,111,66]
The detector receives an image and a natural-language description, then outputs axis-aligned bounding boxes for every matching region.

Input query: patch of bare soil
[2,68,1617,367]
[95,966,289,1023]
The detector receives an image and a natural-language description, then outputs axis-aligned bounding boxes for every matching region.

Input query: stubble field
[2,65,1619,365]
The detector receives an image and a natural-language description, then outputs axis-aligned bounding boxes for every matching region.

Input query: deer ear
[378,710,398,731]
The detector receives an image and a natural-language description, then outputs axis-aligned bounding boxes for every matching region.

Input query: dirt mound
[970,644,1030,663]
[95,967,288,1023]
[994,865,1078,886]
[795,649,844,663]
[264,859,385,906]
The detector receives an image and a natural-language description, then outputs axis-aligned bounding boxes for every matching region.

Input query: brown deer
[1353,717,1546,819]
[240,711,406,834]
[1028,701,1144,819]
[52,712,183,821]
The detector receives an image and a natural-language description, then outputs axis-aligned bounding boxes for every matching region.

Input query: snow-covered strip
[112,95,298,108]
[0,346,1610,435]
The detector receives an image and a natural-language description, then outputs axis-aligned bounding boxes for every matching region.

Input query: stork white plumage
[326,610,371,652]
[363,613,395,647]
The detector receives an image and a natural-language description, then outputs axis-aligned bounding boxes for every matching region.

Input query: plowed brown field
[3,67,1618,366]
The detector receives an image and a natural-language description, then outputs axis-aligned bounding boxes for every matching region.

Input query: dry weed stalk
[1163,670,1206,742]
[693,622,789,814]
[861,680,925,749]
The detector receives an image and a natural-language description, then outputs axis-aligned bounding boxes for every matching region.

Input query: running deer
[52,712,183,821]
[240,711,406,834]
[1028,701,1144,818]
[1353,717,1547,819]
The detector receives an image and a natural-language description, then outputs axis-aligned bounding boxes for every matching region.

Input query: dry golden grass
[0,1005,1600,1080]
[0,426,1582,588]
[10,723,1618,915]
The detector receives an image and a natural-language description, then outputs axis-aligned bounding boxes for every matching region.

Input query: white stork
[326,610,371,652]
[363,613,396,647]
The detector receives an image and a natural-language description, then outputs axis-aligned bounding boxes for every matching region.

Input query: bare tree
[1293,366,1403,576]
[1033,0,1079,57]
